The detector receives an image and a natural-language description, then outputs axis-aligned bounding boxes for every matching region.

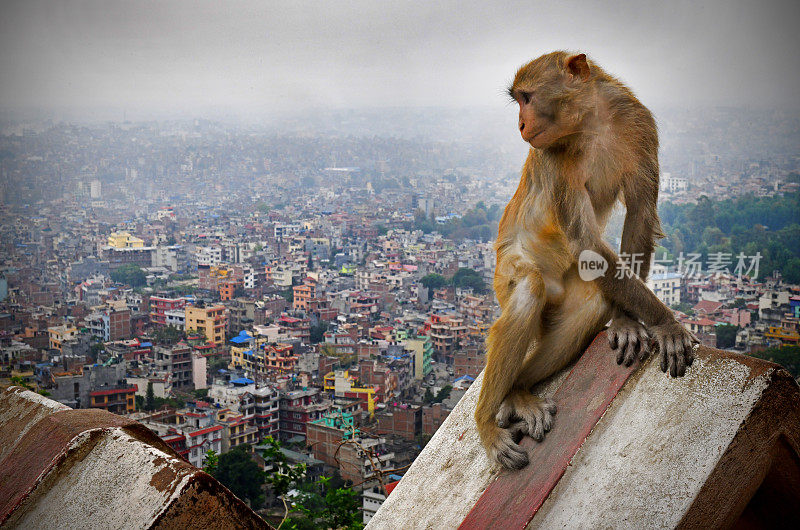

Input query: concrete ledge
[0,386,268,529]
[368,333,800,529]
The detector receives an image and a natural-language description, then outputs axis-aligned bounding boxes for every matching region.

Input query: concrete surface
[367,361,570,529]
[367,339,800,529]
[0,385,268,529]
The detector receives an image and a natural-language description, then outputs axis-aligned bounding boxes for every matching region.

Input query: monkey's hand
[608,313,651,367]
[649,319,699,377]
[496,389,556,443]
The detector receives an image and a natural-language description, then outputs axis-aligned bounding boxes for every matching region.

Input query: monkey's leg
[497,277,611,441]
[475,271,545,470]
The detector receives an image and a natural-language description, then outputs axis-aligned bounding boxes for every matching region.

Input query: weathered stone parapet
[0,386,267,529]
[368,333,800,529]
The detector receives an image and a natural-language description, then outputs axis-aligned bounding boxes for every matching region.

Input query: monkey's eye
[520,92,532,105]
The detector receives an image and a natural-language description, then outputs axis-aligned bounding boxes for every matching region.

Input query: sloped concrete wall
[368,339,800,529]
[0,386,267,529]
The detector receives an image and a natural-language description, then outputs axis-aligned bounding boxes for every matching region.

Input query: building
[324,370,378,412]
[307,412,395,486]
[87,308,131,342]
[216,409,260,452]
[48,325,79,352]
[363,485,388,525]
[241,386,280,440]
[660,173,688,193]
[107,231,144,249]
[104,246,154,271]
[293,281,317,311]
[50,363,127,409]
[185,304,227,345]
[428,314,467,362]
[375,403,422,441]
[647,267,682,306]
[219,279,243,301]
[405,336,433,380]
[185,424,224,468]
[164,309,186,329]
[278,388,331,442]
[453,344,485,379]
[277,314,310,343]
[153,343,194,391]
[89,385,137,414]
[89,179,102,199]
[149,296,186,327]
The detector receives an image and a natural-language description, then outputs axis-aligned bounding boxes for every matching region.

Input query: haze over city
[1,0,799,121]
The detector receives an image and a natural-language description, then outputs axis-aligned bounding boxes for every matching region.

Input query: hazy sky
[1,0,798,116]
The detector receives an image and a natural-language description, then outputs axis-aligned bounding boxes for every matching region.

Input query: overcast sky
[1,0,798,117]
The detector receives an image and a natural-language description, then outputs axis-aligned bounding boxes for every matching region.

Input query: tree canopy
[213,445,266,509]
[658,192,800,283]
[110,264,147,287]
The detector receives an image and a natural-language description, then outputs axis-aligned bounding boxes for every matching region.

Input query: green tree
[89,341,105,363]
[192,388,209,399]
[422,388,434,404]
[433,385,452,404]
[145,382,155,411]
[749,345,800,380]
[715,324,739,349]
[203,449,219,475]
[262,436,363,529]
[214,445,266,508]
[110,264,147,287]
[151,325,183,345]
[310,322,329,344]
[451,268,487,293]
[421,273,447,290]
[281,287,294,304]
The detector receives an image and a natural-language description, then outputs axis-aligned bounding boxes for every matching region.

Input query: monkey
[475,51,698,470]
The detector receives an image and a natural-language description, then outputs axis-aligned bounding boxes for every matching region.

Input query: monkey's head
[508,51,594,149]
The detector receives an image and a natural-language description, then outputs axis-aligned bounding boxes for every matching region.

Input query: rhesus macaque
[476,51,697,470]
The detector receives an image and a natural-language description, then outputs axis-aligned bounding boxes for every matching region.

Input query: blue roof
[230,330,253,344]
[231,377,254,385]
[139,342,152,348]
[454,375,475,383]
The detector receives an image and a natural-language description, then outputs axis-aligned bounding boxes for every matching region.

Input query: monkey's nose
[519,121,525,133]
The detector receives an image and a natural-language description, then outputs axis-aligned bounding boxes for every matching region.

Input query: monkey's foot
[496,389,556,442]
[480,422,529,470]
[650,320,699,377]
[608,313,651,366]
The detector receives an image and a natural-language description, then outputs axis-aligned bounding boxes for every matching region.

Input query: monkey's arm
[608,171,663,366]
[563,185,696,376]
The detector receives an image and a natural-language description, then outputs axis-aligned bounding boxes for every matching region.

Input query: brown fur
[477,51,697,470]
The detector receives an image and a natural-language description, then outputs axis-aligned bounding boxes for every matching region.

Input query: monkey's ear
[566,54,590,81]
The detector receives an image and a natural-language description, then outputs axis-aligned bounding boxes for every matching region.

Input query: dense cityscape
[1,106,799,526]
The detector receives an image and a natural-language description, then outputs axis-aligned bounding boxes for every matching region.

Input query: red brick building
[453,345,486,379]
[376,403,422,441]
